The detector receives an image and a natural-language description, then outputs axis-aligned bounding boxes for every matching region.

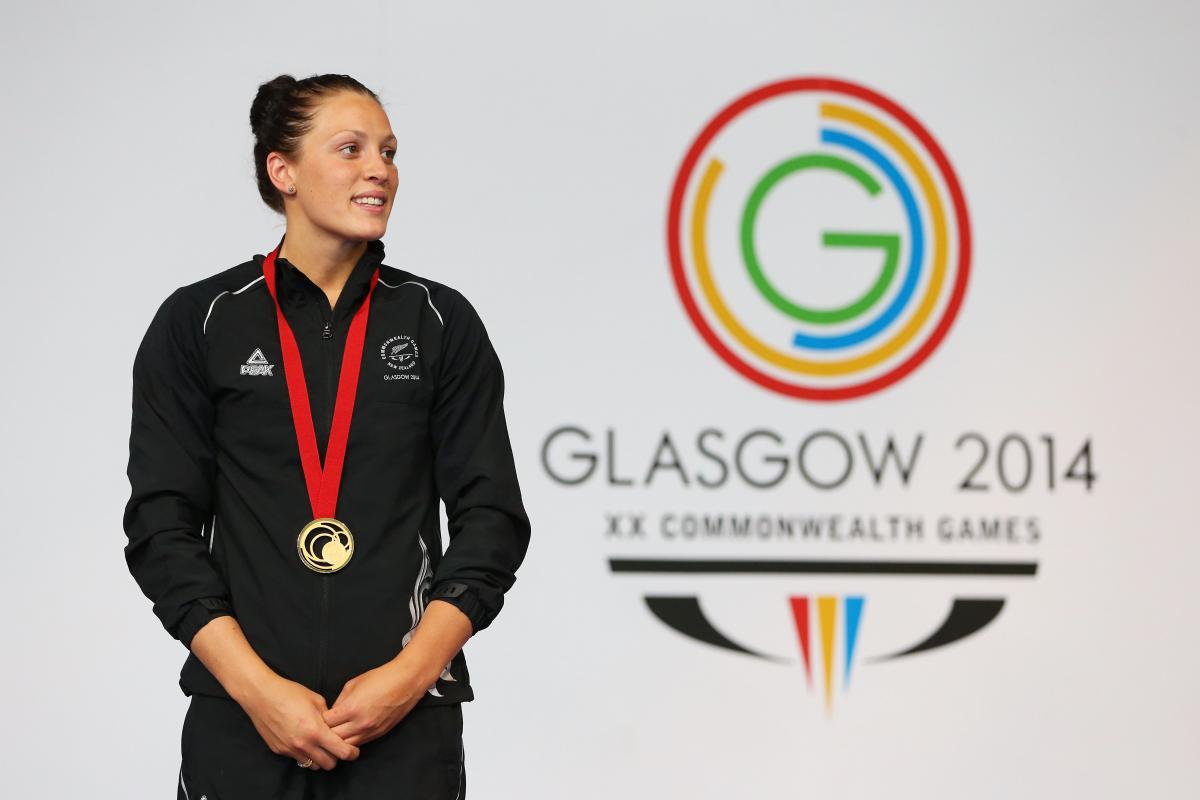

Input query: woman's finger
[319,724,361,761]
[295,741,339,771]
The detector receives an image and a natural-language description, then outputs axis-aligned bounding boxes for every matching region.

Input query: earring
[287,185,296,194]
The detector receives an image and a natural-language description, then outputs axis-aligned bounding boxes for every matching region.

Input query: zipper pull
[322,320,332,339]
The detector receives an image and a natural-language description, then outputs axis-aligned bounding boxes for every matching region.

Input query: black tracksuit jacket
[122,237,531,708]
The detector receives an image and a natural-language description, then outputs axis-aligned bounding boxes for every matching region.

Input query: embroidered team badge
[239,347,275,376]
[380,334,420,381]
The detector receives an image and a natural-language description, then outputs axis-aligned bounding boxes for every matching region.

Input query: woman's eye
[340,144,358,155]
[383,149,396,160]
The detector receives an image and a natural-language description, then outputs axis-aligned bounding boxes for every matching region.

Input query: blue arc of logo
[787,127,926,350]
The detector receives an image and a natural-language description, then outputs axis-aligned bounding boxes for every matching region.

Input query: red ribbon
[261,244,379,520]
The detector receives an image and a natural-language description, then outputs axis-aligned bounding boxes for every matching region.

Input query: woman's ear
[265,151,296,196]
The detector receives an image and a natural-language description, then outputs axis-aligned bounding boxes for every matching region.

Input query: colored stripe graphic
[788,596,812,687]
[790,595,867,714]
[844,596,864,685]
[818,596,837,713]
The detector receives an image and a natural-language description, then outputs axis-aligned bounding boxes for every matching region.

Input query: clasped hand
[324,658,425,748]
[244,657,427,771]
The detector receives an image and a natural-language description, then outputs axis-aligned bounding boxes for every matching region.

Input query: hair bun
[249,74,298,140]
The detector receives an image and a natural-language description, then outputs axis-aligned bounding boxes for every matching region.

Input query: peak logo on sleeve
[239,347,275,376]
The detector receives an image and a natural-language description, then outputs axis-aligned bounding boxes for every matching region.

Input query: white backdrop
[2,1,1197,797]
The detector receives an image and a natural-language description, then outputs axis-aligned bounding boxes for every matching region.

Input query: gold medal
[262,244,381,576]
[296,517,355,573]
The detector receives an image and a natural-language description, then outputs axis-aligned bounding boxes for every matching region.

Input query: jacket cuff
[175,597,234,650]
[428,582,493,635]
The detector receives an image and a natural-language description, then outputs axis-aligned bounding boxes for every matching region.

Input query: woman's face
[281,91,398,242]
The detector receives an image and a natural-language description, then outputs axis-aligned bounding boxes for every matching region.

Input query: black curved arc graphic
[873,598,1005,662]
[644,596,789,663]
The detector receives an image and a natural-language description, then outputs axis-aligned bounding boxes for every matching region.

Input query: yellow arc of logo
[689,103,950,377]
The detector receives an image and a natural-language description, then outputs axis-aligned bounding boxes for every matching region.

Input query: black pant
[177,694,466,799]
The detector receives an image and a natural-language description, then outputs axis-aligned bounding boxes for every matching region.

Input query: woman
[122,73,531,799]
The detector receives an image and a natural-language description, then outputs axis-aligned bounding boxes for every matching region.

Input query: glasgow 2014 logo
[667,77,971,400]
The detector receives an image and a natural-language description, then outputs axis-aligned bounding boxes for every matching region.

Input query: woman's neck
[278,221,369,310]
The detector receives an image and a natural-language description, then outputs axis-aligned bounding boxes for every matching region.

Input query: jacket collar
[259,236,386,321]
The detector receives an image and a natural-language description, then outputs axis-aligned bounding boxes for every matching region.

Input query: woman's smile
[351,190,388,214]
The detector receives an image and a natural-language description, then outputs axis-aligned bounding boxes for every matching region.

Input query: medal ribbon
[261,244,380,520]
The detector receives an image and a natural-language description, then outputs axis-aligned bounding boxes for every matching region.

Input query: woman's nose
[364,150,390,180]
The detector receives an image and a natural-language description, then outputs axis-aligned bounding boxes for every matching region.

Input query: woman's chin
[332,218,389,242]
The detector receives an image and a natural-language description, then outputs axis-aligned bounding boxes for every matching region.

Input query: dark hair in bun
[249,73,380,213]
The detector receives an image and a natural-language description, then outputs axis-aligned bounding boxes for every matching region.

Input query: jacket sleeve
[427,289,531,635]
[123,287,234,650]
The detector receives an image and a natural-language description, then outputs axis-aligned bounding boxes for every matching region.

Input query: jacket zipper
[315,302,335,696]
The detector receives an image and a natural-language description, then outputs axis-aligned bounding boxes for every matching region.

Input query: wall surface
[1,1,1196,797]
